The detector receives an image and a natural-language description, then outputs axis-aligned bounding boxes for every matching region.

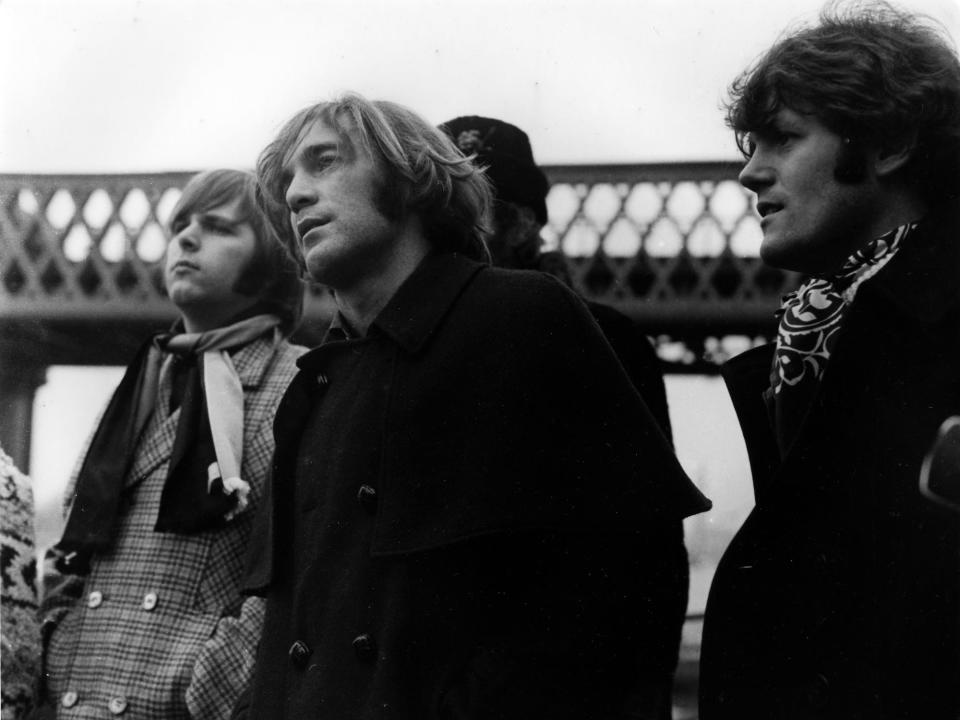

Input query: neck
[180,299,260,334]
[333,222,431,337]
[860,186,929,248]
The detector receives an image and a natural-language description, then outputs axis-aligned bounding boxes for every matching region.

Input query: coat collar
[855,208,960,325]
[299,253,484,370]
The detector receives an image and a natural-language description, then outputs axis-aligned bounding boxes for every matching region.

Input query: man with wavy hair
[700,4,960,718]
[236,93,710,719]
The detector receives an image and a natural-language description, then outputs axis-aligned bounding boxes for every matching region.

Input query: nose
[174,219,201,251]
[285,169,317,215]
[738,149,774,194]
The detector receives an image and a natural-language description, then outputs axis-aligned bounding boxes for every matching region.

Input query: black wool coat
[237,253,710,719]
[699,211,960,720]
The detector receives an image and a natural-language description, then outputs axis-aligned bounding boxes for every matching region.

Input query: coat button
[108,696,128,715]
[805,673,830,709]
[87,590,103,608]
[353,633,377,662]
[289,640,312,669]
[356,485,378,513]
[61,691,78,708]
[142,592,158,611]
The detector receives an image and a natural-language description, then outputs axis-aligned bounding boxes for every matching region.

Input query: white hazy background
[4,0,959,607]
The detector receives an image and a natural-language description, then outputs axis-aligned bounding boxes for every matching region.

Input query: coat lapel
[721,345,779,505]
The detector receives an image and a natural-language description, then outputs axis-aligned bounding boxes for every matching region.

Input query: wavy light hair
[257,93,493,263]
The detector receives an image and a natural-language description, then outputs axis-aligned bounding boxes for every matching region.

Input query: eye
[774,131,794,146]
[170,218,187,235]
[203,219,235,235]
[307,146,339,171]
[769,124,802,147]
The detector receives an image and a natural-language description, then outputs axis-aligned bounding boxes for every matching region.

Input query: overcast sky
[2,0,958,172]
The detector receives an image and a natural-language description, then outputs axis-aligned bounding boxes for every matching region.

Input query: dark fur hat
[440,116,549,225]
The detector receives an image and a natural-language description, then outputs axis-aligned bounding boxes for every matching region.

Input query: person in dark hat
[441,115,682,718]
[441,115,673,441]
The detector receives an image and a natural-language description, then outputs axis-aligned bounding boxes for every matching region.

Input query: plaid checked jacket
[42,334,305,720]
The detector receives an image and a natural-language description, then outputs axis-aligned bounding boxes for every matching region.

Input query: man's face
[164,197,259,330]
[739,108,881,275]
[283,119,400,290]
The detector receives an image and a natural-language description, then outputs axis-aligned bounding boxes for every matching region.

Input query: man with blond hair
[235,93,710,719]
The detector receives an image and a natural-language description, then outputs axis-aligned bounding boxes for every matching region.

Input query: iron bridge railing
[0,164,797,372]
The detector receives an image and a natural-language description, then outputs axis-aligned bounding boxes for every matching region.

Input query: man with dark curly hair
[700,3,960,718]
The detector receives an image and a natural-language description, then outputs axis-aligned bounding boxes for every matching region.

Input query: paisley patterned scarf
[768,222,915,454]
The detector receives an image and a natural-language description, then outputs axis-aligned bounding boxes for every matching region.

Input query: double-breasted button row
[356,484,378,513]
[85,591,159,611]
[289,639,312,669]
[60,692,128,714]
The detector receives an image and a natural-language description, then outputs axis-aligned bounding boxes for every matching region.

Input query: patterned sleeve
[1,447,41,718]
[38,418,97,628]
[186,595,266,720]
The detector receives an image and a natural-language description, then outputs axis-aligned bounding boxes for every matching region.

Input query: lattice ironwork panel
[1,173,190,322]
[0,165,797,369]
[543,163,796,333]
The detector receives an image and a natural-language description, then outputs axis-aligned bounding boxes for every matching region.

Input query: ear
[874,133,917,178]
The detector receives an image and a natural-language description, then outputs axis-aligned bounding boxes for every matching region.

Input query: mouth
[170,260,199,273]
[756,200,783,219]
[296,215,331,240]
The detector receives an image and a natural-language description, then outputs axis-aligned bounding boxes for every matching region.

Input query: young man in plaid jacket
[38,169,305,719]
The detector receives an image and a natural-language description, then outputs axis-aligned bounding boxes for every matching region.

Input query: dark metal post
[0,350,47,472]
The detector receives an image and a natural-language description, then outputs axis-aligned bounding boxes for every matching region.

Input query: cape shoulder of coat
[243,253,710,593]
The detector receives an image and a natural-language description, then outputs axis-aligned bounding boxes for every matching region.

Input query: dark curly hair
[256,93,493,265]
[727,1,960,206]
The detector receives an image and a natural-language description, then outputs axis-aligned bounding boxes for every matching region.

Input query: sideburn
[232,241,269,297]
[833,140,869,183]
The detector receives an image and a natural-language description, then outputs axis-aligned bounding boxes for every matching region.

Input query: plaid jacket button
[108,696,128,715]
[142,592,158,611]
[87,590,103,608]
[61,691,78,708]
[289,640,312,669]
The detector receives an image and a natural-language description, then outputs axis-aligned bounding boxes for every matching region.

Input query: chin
[759,238,793,271]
